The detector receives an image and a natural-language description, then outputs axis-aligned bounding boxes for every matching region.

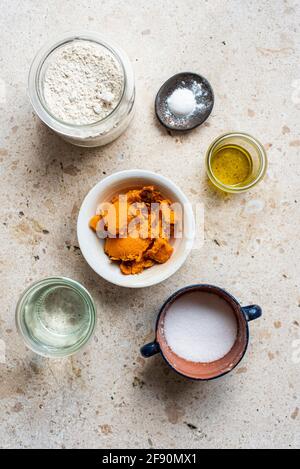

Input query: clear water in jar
[23,285,92,351]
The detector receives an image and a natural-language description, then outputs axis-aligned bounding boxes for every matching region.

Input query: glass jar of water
[16,277,96,358]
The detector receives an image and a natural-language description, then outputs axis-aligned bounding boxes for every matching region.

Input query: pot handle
[140,341,160,358]
[242,305,262,322]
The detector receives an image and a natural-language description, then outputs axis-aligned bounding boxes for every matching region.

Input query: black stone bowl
[155,72,214,132]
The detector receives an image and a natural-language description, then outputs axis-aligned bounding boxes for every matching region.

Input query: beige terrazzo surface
[0,0,300,449]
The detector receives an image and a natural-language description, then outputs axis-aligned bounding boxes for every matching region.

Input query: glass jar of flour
[28,32,135,147]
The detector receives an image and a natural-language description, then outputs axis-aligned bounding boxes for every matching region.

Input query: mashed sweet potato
[89,186,177,275]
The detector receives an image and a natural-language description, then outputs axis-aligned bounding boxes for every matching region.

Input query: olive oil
[206,133,267,193]
[211,144,252,186]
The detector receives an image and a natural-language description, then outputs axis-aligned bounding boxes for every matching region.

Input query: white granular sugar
[163,292,238,363]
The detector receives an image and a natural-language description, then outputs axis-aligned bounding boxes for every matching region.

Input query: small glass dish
[28,32,135,147]
[206,132,267,193]
[16,277,96,358]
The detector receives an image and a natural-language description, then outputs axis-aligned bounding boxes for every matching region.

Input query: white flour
[43,40,124,125]
[163,292,237,363]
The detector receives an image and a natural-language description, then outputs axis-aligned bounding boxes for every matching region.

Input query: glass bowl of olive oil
[16,277,96,358]
[206,132,267,193]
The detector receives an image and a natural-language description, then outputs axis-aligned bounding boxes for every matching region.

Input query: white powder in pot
[43,40,124,125]
[167,88,196,116]
[163,292,238,363]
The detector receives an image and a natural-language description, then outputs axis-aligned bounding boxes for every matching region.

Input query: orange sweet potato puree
[89,186,177,275]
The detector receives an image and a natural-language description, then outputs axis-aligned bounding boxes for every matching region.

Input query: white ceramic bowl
[77,170,195,288]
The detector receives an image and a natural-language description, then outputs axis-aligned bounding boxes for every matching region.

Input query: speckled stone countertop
[0,0,299,449]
